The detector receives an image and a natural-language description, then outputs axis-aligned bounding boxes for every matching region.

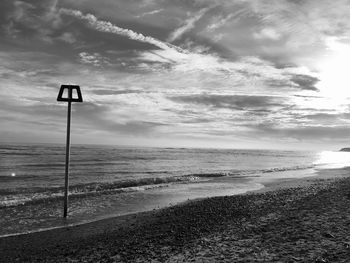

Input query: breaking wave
[0,164,314,208]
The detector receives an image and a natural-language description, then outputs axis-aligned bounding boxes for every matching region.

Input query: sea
[1,143,350,237]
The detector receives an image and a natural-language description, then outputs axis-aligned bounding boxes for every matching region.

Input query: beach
[2,0,350,261]
[1,168,350,262]
[1,145,328,237]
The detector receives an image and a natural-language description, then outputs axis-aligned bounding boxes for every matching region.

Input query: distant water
[0,143,349,236]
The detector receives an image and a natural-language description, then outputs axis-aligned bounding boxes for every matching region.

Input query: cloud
[301,113,338,121]
[1,0,62,42]
[58,7,314,85]
[89,89,143,95]
[136,9,163,18]
[2,0,350,148]
[167,6,211,42]
[59,8,205,70]
[78,52,110,67]
[73,102,166,135]
[253,28,281,40]
[290,74,319,91]
[57,32,77,43]
[183,0,348,67]
[264,73,320,92]
[206,13,235,32]
[169,94,287,111]
[60,8,184,53]
[57,8,269,74]
[249,123,350,141]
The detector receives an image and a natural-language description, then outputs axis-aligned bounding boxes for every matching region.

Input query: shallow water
[0,143,349,236]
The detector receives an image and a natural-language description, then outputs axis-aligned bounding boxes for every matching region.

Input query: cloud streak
[60,8,184,53]
[136,9,163,18]
[167,6,211,42]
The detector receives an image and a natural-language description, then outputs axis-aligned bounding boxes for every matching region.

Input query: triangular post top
[57,85,83,102]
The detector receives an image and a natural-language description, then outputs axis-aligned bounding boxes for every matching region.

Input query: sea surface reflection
[314,151,350,169]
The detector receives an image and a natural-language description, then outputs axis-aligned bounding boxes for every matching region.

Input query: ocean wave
[261,165,315,173]
[0,164,315,208]
[190,173,228,177]
[0,175,200,207]
[0,152,42,156]
[188,165,314,178]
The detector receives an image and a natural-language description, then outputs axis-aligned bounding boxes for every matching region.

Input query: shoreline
[1,168,350,262]
[0,175,263,238]
[0,167,345,239]
[0,166,321,239]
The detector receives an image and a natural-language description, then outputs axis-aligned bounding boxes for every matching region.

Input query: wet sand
[1,169,350,262]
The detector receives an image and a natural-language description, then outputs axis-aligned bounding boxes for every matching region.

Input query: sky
[1,0,350,150]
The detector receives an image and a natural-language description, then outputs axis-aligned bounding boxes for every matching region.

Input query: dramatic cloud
[1,0,350,150]
[60,8,184,53]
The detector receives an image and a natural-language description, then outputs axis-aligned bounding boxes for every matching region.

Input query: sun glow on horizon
[316,38,350,106]
[314,150,350,169]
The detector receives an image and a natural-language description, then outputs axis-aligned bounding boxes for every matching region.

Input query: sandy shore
[1,169,350,262]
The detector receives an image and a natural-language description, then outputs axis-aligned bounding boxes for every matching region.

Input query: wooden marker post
[57,85,83,218]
